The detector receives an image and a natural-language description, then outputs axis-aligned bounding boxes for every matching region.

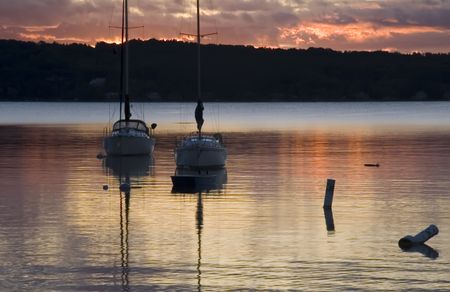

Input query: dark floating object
[364,163,379,167]
[402,243,439,259]
[171,174,217,193]
[399,224,439,249]
[102,184,109,191]
[97,153,106,159]
[120,183,131,192]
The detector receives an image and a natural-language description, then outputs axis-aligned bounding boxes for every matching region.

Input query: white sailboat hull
[104,135,155,156]
[175,145,227,168]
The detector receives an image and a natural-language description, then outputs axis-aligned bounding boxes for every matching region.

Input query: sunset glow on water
[0,102,449,290]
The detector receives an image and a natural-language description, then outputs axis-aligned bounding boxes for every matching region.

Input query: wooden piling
[323,208,335,232]
[323,179,335,209]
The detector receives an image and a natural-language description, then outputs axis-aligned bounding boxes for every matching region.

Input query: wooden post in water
[398,224,439,249]
[323,179,335,209]
[323,208,335,232]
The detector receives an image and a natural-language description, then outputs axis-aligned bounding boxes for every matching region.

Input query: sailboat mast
[119,0,125,121]
[124,0,131,121]
[196,0,202,101]
[124,0,129,96]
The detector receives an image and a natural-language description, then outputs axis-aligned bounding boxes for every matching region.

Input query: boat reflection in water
[102,155,154,291]
[323,208,335,234]
[172,167,227,290]
[104,155,154,178]
[118,178,131,291]
[401,243,439,259]
[171,167,227,194]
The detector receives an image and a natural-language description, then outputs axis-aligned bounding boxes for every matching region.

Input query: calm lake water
[1,102,450,290]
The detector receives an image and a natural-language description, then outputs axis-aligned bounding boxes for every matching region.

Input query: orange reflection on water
[1,123,450,290]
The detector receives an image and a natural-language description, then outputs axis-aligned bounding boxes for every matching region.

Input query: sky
[1,0,450,53]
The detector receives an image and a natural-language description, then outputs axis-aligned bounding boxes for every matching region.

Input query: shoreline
[0,98,447,103]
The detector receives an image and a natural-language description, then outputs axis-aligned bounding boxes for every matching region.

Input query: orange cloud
[18,32,90,44]
[279,21,446,47]
[21,24,60,33]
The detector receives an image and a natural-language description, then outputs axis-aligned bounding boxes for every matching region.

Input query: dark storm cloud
[341,0,450,29]
[272,12,300,26]
[0,0,66,25]
[0,0,114,26]
[0,0,118,43]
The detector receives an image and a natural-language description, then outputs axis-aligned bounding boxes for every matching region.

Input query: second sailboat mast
[124,0,131,120]
[196,0,202,101]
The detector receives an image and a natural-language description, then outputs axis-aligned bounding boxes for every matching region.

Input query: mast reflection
[120,180,130,291]
[196,192,203,291]
[171,167,227,291]
[102,155,154,291]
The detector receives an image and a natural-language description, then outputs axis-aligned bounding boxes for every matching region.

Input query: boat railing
[178,132,224,148]
[183,131,223,138]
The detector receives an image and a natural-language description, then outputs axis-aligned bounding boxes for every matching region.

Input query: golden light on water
[2,101,450,289]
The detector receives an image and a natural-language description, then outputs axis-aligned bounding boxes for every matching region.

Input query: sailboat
[175,0,227,169]
[104,0,156,156]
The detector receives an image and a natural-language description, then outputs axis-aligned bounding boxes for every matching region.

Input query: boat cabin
[112,119,149,135]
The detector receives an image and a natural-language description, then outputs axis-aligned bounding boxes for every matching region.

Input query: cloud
[279,21,450,52]
[0,0,449,52]
[0,0,117,43]
[273,0,450,52]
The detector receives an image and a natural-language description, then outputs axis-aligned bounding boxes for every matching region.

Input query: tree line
[0,38,449,101]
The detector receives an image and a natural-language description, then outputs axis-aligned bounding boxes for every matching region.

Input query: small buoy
[120,183,131,192]
[97,153,105,159]
[103,184,109,191]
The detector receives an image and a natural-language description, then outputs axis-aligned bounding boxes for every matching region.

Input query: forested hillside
[1,39,449,101]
